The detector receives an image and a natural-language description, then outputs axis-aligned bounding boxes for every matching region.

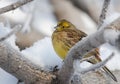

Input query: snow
[0,68,18,84]
[0,22,19,50]
[100,43,120,71]
[21,37,62,71]
[104,28,120,46]
[0,68,24,84]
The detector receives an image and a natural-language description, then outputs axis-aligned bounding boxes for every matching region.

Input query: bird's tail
[102,66,117,82]
[83,48,117,82]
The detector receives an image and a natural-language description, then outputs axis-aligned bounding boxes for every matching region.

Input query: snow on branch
[0,25,22,42]
[77,53,114,74]
[70,53,114,84]
[0,42,55,84]
[98,0,111,29]
[0,0,34,14]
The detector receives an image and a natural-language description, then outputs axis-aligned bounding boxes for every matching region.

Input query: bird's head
[54,19,74,32]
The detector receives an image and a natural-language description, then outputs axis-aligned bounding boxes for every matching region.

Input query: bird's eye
[62,26,65,28]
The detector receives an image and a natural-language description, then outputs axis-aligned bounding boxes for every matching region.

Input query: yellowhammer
[52,19,117,82]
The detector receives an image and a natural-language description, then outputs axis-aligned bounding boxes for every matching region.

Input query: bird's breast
[52,33,69,59]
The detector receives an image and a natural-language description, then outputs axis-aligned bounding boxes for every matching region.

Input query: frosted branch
[70,53,114,84]
[0,0,34,14]
[98,0,111,29]
[0,42,55,84]
[80,53,114,74]
[0,25,22,42]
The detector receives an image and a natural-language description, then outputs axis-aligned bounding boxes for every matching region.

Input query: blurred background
[0,0,120,84]
[0,0,120,49]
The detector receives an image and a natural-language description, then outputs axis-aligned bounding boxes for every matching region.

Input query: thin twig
[80,53,114,74]
[0,25,22,42]
[98,0,111,29]
[0,0,34,14]
[72,53,114,84]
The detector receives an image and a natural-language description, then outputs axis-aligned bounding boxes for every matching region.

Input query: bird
[52,19,117,82]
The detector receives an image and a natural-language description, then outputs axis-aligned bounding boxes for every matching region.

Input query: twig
[80,53,114,74]
[70,53,114,84]
[98,0,111,29]
[0,0,34,14]
[0,25,22,42]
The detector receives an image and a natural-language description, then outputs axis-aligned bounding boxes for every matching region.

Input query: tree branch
[98,0,111,29]
[0,42,55,84]
[0,0,34,14]
[70,53,114,84]
[0,25,22,42]
[80,53,114,74]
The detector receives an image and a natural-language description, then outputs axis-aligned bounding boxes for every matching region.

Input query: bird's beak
[53,26,58,31]
[54,26,61,32]
[54,26,57,29]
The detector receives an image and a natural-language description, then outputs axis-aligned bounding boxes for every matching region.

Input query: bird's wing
[62,29,87,49]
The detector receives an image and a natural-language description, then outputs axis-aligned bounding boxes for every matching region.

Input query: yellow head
[54,19,74,32]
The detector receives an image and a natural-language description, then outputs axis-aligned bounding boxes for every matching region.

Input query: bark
[0,0,34,14]
[0,42,54,84]
[98,0,111,29]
